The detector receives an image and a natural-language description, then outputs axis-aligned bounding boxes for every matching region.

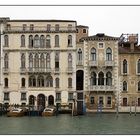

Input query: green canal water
[0,113,140,135]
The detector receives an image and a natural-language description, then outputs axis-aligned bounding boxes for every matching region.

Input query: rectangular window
[107,97,111,104]
[21,92,26,100]
[4,92,9,100]
[23,24,27,31]
[68,93,73,100]
[6,24,11,31]
[56,93,61,100]
[47,24,51,31]
[90,97,95,104]
[30,24,34,31]
[77,92,83,100]
[55,24,59,31]
[68,24,72,31]
[99,96,104,105]
[55,62,59,68]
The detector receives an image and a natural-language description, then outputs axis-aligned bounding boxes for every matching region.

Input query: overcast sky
[0,6,140,42]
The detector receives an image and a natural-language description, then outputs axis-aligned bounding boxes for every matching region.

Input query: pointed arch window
[123,81,127,91]
[106,72,112,86]
[46,53,50,68]
[46,35,51,48]
[68,78,72,88]
[29,76,36,87]
[40,54,45,69]
[46,76,53,87]
[21,35,25,47]
[77,48,82,61]
[4,78,8,88]
[55,35,59,47]
[91,48,96,61]
[37,75,44,87]
[21,53,26,68]
[123,59,127,74]
[29,35,33,47]
[137,59,140,74]
[4,53,8,69]
[40,35,45,48]
[106,48,112,61]
[55,53,59,69]
[4,35,9,47]
[91,72,96,85]
[68,35,72,47]
[55,78,60,88]
[98,72,104,85]
[68,53,72,68]
[34,54,39,68]
[34,35,40,47]
[29,53,33,68]
[21,78,26,87]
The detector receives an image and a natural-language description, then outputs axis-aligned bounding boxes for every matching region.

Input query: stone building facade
[0,18,77,109]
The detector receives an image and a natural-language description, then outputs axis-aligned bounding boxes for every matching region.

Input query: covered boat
[7,108,25,117]
[42,107,56,116]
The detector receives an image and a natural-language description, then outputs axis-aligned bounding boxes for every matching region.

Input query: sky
[0,4,140,42]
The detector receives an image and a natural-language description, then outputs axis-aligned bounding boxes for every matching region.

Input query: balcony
[55,98,61,102]
[54,68,60,74]
[89,60,98,67]
[20,67,27,74]
[28,67,52,73]
[67,67,73,74]
[3,67,9,74]
[4,26,76,33]
[105,61,114,67]
[77,61,83,66]
[89,85,114,91]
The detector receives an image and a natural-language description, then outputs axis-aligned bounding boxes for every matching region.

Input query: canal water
[0,113,140,135]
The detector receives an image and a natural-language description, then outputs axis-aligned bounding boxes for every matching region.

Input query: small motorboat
[42,107,56,116]
[7,108,25,117]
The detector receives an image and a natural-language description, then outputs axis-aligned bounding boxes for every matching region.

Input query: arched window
[46,53,50,68]
[138,81,140,91]
[29,35,33,47]
[106,72,112,86]
[68,78,72,88]
[29,53,33,68]
[55,35,59,47]
[46,76,53,87]
[137,59,140,74]
[98,72,104,85]
[4,53,8,68]
[21,78,25,87]
[68,53,72,68]
[21,35,25,47]
[40,35,45,48]
[37,75,44,87]
[68,35,72,47]
[4,35,9,47]
[46,35,51,47]
[91,72,96,85]
[4,78,8,87]
[55,53,59,69]
[34,54,39,68]
[106,48,112,61]
[40,54,45,69]
[91,48,96,61]
[21,53,26,68]
[29,76,36,87]
[55,78,59,88]
[77,48,82,61]
[83,29,86,33]
[123,59,127,74]
[34,35,40,47]
[123,81,127,91]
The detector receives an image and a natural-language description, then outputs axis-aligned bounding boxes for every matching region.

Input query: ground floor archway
[37,94,46,110]
[48,95,54,106]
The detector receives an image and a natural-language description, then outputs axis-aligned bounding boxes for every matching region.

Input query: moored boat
[7,108,25,117]
[42,107,56,116]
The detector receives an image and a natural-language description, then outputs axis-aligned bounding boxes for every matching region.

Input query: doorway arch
[48,95,54,106]
[76,70,84,90]
[37,94,46,110]
[29,95,35,106]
